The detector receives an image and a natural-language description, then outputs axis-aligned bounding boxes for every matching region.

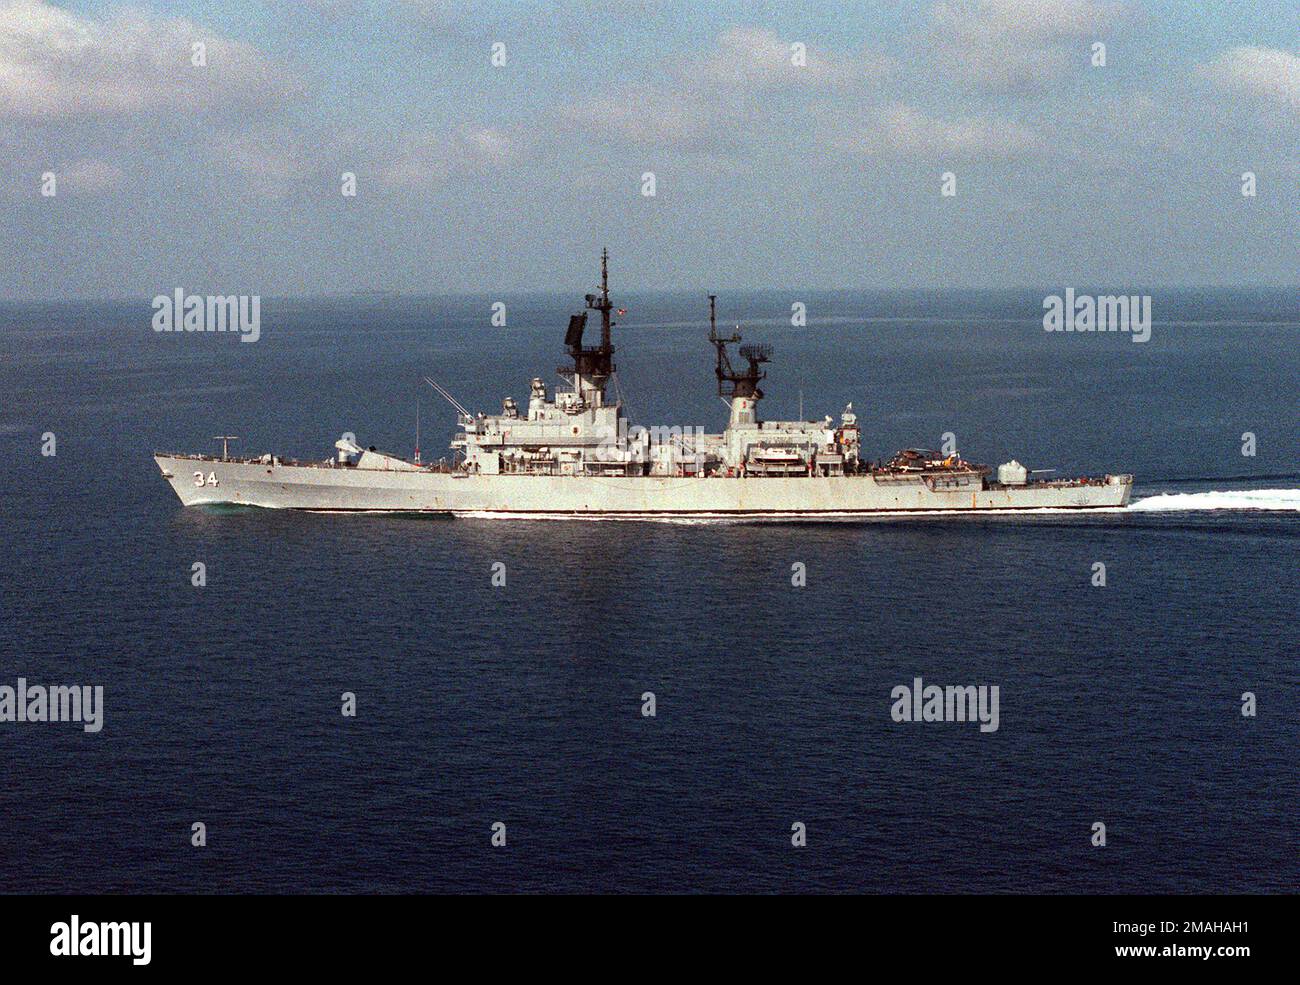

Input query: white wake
[301,489,1300,522]
[449,507,1128,523]
[456,489,1300,521]
[1129,488,1300,512]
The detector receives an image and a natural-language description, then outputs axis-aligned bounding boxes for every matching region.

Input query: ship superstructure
[155,251,1132,515]
[451,251,861,483]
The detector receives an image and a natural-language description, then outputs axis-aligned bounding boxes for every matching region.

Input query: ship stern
[1108,473,1135,507]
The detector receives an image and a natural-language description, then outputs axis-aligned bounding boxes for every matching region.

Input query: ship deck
[158,452,1129,489]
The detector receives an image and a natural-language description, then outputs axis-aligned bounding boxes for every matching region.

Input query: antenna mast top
[591,246,613,350]
[705,295,769,400]
[212,435,239,460]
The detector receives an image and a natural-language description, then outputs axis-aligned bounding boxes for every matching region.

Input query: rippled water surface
[1,289,1296,892]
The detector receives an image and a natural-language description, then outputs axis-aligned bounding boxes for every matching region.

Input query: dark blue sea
[1,288,1296,893]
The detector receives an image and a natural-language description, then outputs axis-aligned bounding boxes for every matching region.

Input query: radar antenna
[707,295,770,400]
[560,248,618,394]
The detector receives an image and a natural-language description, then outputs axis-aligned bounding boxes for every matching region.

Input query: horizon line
[3,282,1299,306]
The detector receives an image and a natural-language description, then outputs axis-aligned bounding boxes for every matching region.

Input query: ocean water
[0,288,1296,893]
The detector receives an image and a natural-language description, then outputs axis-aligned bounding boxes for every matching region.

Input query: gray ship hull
[155,255,1135,518]
[156,454,1133,515]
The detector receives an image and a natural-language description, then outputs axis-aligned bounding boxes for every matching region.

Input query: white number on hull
[193,471,219,487]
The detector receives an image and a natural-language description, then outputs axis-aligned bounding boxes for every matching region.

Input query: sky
[1,0,1298,299]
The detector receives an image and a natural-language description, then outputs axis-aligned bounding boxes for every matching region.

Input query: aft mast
[708,294,770,427]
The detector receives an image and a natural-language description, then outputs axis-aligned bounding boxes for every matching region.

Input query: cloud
[220,129,318,198]
[686,26,891,91]
[295,0,367,11]
[392,0,444,16]
[561,26,889,149]
[559,87,711,147]
[928,0,1120,90]
[204,116,520,201]
[55,157,123,193]
[301,0,442,16]
[211,123,514,198]
[377,126,516,188]
[1200,46,1300,112]
[837,102,1042,158]
[0,0,299,120]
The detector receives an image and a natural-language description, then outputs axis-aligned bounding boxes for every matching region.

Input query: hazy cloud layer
[928,0,1122,90]
[1201,45,1300,114]
[836,103,1043,158]
[2,0,1297,297]
[0,0,299,119]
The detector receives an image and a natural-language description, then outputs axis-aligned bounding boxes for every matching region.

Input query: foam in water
[458,490,1300,521]
[450,507,1130,523]
[267,490,1300,521]
[1129,488,1300,512]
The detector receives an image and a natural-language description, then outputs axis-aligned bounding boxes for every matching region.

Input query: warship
[155,251,1133,516]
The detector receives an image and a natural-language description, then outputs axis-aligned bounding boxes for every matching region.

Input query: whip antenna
[423,377,472,420]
